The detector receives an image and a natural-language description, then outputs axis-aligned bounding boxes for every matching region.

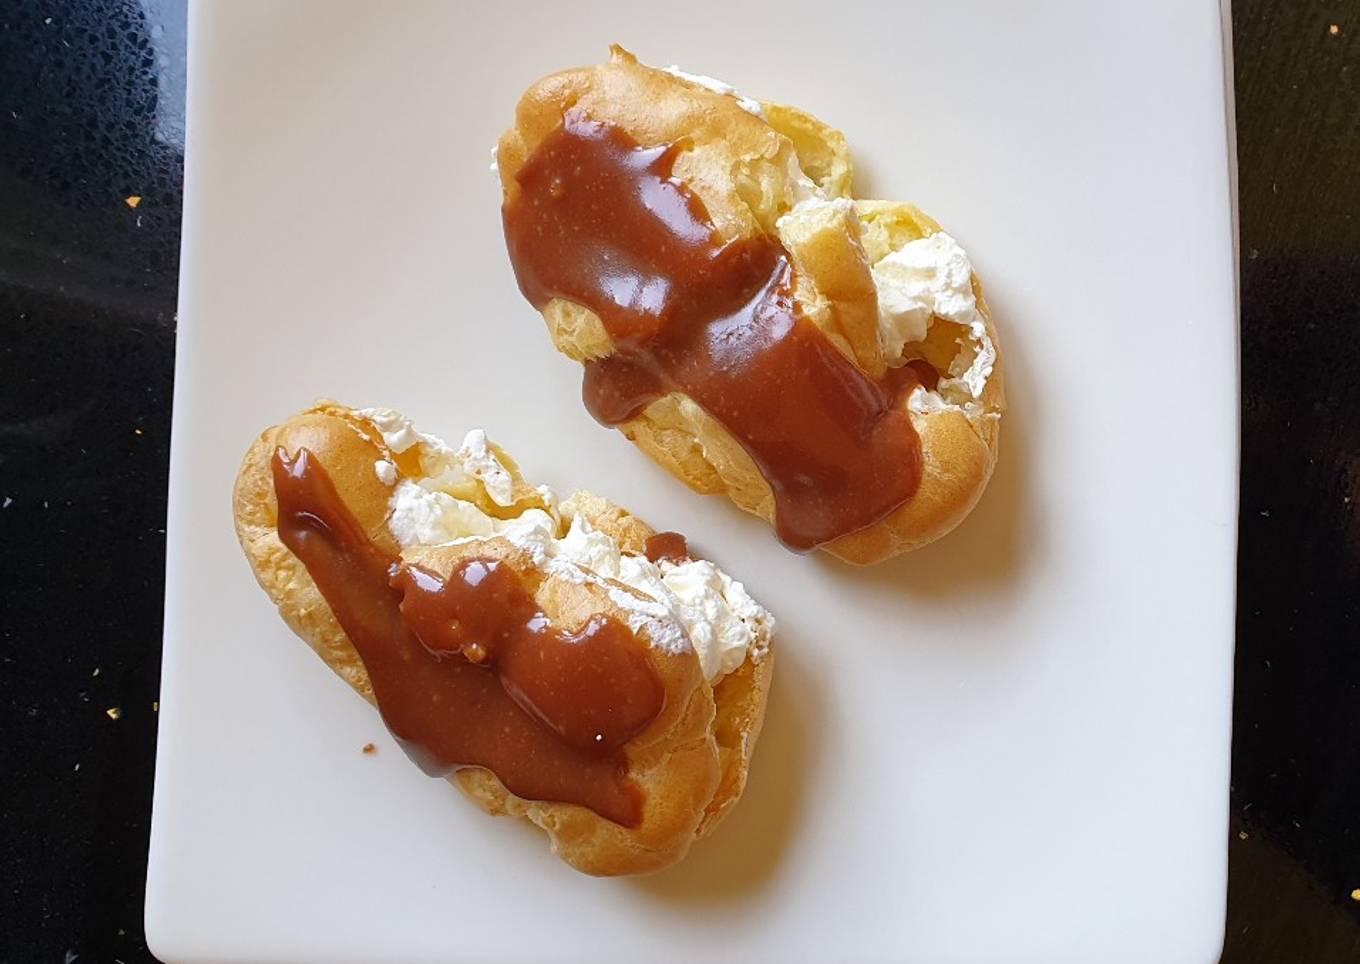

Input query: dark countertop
[1,2,1357,961]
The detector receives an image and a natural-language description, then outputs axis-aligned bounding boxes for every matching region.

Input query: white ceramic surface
[145,2,1238,961]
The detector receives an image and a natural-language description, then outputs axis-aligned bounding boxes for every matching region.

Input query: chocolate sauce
[643,531,690,565]
[905,358,941,393]
[394,560,664,755]
[503,112,925,550]
[272,446,664,826]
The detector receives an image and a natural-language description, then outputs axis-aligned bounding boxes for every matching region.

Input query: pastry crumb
[152,701,159,712]
[105,706,122,721]
[1330,24,1341,36]
[125,195,142,208]
[1351,889,1360,901]
[91,667,100,677]
[362,743,376,755]
[1237,830,1248,840]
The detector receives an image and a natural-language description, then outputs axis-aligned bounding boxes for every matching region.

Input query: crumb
[105,706,122,721]
[134,427,143,436]
[1330,24,1341,36]
[92,667,100,677]
[73,763,80,772]
[1237,831,1248,840]
[152,701,159,712]
[1352,889,1360,901]
[362,743,376,755]
[125,195,141,208]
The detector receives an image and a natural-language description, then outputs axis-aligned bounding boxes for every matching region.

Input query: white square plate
[146,2,1238,961]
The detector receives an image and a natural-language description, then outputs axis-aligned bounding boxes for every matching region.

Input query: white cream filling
[872,231,969,358]
[455,429,515,507]
[780,193,852,221]
[873,231,996,404]
[552,514,773,680]
[382,421,773,682]
[356,406,422,453]
[373,459,398,486]
[389,481,514,546]
[660,65,764,118]
[358,409,519,508]
[774,199,997,417]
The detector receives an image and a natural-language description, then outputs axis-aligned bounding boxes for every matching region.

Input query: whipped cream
[779,194,852,222]
[661,65,764,118]
[872,233,962,356]
[872,231,995,401]
[456,429,515,507]
[358,408,520,508]
[551,514,773,680]
[774,200,996,413]
[380,417,773,682]
[356,406,421,453]
[389,480,517,546]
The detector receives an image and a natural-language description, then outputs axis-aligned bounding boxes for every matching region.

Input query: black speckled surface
[1,2,1357,961]
[1,3,178,962]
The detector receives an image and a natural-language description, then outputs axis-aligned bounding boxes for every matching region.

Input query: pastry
[233,401,774,876]
[497,47,1004,564]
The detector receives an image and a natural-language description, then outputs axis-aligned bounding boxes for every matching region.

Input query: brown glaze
[503,112,925,550]
[905,358,941,393]
[644,531,691,565]
[394,560,664,755]
[271,446,664,826]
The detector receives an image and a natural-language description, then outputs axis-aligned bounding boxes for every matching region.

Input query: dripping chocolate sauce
[272,446,664,826]
[644,531,691,565]
[503,112,927,550]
